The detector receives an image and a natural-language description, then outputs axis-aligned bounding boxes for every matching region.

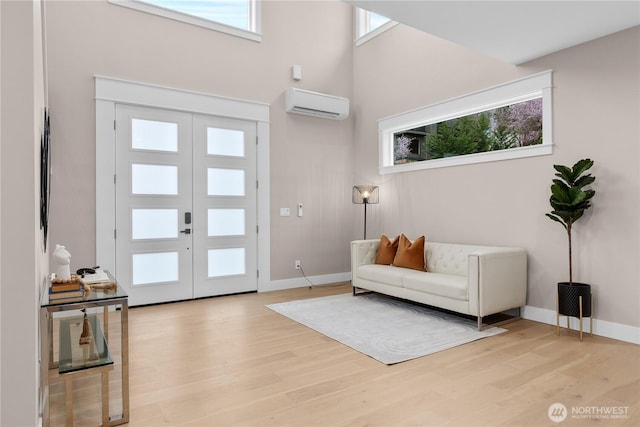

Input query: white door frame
[95,76,271,292]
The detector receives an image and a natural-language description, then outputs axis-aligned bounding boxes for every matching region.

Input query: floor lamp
[352,185,379,239]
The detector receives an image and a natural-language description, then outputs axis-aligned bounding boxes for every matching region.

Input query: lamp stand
[363,202,368,240]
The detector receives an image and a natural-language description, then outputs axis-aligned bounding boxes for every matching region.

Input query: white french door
[115,104,257,306]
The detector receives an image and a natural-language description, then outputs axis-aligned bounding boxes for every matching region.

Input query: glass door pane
[207,248,246,277]
[208,209,245,236]
[131,209,178,240]
[207,168,245,196]
[207,127,245,157]
[131,164,178,195]
[131,118,178,152]
[132,252,179,285]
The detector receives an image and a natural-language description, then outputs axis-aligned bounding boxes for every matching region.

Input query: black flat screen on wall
[40,109,51,251]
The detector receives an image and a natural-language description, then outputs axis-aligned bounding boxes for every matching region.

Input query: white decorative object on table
[53,244,72,280]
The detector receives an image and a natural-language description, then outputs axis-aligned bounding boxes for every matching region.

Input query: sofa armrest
[350,239,380,278]
[468,248,527,317]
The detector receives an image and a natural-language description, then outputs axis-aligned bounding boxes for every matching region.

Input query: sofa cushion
[393,234,427,271]
[375,234,399,265]
[402,271,468,301]
[425,242,473,276]
[357,264,404,287]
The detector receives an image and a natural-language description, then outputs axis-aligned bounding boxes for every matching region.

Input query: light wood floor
[49,283,639,426]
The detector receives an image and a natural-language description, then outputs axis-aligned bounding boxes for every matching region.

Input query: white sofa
[350,239,527,329]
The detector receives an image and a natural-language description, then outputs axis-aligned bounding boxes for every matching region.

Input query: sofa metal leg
[352,286,370,296]
[477,315,483,331]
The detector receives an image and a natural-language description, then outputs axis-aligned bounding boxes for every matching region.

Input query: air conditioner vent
[291,106,341,118]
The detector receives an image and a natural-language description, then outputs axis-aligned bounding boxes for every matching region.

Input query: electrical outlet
[295,260,301,270]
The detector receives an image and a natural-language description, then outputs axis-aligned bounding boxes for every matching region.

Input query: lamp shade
[352,185,379,204]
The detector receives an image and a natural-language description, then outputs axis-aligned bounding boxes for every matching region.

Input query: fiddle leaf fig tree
[545,159,596,285]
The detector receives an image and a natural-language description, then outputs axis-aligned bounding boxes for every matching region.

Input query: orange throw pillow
[375,234,399,265]
[393,234,427,271]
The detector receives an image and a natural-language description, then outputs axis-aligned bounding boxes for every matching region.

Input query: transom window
[110,0,261,42]
[379,70,553,174]
[355,7,396,46]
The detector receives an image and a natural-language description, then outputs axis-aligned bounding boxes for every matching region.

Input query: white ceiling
[346,1,640,64]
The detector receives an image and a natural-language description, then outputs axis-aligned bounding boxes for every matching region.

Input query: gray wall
[353,24,640,327]
[0,0,48,425]
[45,0,355,281]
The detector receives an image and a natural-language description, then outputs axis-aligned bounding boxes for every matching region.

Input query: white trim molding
[95,76,269,122]
[523,305,640,345]
[95,76,271,292]
[378,70,553,174]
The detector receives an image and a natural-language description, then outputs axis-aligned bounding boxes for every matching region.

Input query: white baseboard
[261,272,351,293]
[522,305,640,345]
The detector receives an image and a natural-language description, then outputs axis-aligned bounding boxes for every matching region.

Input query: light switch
[280,207,290,217]
[292,65,302,81]
[297,203,303,217]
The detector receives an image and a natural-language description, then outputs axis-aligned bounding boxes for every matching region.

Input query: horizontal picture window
[379,70,553,174]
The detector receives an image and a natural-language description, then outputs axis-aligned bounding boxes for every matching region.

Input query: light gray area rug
[266,293,506,364]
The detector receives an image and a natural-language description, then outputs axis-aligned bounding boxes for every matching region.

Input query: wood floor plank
[47,283,639,426]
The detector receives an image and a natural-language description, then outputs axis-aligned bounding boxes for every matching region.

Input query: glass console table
[40,272,129,426]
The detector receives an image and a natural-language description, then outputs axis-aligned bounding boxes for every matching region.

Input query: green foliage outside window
[425,113,492,159]
[393,98,542,165]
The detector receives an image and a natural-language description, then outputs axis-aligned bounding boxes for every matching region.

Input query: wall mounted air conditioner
[285,87,350,120]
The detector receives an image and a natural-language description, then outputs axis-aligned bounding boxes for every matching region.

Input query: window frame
[378,70,553,174]
[109,0,262,42]
[355,7,397,46]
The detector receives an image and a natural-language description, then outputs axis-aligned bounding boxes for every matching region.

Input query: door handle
[180,228,191,235]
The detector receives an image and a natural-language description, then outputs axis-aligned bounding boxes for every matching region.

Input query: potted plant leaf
[545,158,596,320]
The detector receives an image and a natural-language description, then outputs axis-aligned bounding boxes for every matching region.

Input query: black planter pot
[557,282,592,318]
